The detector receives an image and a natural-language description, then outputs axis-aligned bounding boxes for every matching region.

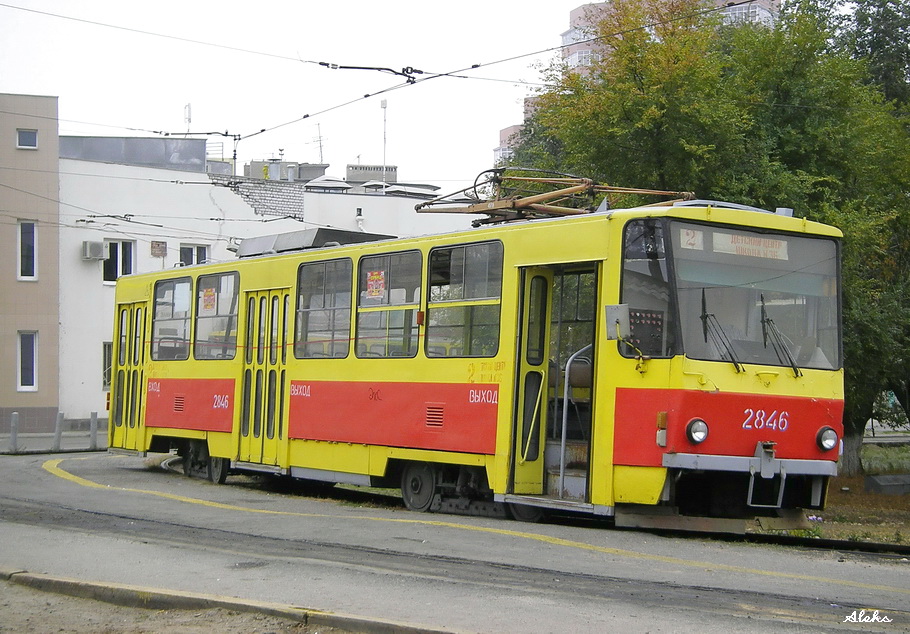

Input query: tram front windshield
[672,221,840,370]
[620,219,841,371]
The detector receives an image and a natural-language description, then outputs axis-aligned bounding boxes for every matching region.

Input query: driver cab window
[620,220,675,357]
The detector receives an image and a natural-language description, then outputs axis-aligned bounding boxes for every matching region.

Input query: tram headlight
[816,426,838,451]
[686,419,709,444]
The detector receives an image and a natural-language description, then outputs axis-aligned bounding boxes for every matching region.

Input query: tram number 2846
[742,409,790,431]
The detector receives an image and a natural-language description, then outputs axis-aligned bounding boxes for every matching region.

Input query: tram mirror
[605,304,631,340]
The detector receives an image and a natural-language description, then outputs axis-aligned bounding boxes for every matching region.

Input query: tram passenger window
[426,242,502,357]
[194,272,239,360]
[295,259,352,358]
[356,251,421,358]
[151,277,191,361]
[620,220,675,358]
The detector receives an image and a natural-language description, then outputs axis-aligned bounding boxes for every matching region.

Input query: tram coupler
[748,441,786,508]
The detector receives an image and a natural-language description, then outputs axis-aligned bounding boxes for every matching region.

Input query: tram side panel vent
[173,395,186,413]
[425,404,445,428]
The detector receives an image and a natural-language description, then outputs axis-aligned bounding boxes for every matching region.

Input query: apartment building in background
[0,93,61,431]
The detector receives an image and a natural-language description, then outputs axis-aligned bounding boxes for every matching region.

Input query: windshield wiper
[760,294,802,377]
[700,288,744,373]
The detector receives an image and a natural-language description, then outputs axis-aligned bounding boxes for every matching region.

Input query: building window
[295,259,353,358]
[103,240,134,282]
[18,220,36,279]
[16,129,37,149]
[18,331,37,391]
[180,245,208,267]
[102,342,113,390]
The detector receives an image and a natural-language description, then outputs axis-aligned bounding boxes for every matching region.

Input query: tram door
[239,289,290,466]
[511,268,553,494]
[110,302,147,451]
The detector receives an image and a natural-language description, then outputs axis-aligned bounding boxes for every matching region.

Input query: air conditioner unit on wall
[81,240,108,260]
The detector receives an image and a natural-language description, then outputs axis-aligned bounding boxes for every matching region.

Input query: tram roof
[236,228,397,258]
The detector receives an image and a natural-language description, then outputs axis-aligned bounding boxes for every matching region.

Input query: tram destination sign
[679,228,789,261]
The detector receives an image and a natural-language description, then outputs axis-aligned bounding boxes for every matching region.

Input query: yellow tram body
[110,200,843,530]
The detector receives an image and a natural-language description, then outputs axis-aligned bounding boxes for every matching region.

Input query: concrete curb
[0,567,449,634]
[0,448,107,456]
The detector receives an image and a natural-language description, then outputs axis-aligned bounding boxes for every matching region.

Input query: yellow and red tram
[109,185,843,531]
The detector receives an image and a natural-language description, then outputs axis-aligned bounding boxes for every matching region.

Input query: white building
[2,93,473,430]
[58,154,472,425]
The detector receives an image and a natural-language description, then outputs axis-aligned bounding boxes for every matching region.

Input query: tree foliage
[510,0,910,474]
[846,0,910,109]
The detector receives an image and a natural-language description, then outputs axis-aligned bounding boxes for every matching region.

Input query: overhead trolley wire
[0,0,759,143]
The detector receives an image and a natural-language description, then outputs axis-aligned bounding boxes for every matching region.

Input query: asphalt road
[1,451,908,632]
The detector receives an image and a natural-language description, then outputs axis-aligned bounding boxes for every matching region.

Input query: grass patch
[862,444,910,475]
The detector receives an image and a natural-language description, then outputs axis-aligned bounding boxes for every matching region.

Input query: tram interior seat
[303,342,329,357]
[567,358,592,440]
[547,358,593,440]
[155,328,187,360]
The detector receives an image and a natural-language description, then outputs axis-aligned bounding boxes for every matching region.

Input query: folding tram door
[511,268,553,494]
[509,265,598,511]
[238,288,290,468]
[110,302,147,451]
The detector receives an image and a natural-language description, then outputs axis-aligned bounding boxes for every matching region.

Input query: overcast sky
[0,1,587,191]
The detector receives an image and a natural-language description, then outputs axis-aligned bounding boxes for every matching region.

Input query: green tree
[513,0,743,196]
[719,4,910,473]
[847,0,910,109]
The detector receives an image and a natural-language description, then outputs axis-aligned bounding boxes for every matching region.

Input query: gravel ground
[0,581,345,634]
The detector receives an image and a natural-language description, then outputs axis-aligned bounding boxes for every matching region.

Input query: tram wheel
[182,441,205,478]
[506,502,545,523]
[401,462,438,512]
[208,457,229,484]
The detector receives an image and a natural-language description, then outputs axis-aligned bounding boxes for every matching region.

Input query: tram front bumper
[663,442,837,510]
[661,443,838,478]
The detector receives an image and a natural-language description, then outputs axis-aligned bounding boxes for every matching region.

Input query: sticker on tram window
[742,408,789,431]
[679,228,704,250]
[202,287,217,312]
[366,270,385,298]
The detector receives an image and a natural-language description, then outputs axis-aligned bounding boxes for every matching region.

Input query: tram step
[544,440,588,467]
[546,468,587,501]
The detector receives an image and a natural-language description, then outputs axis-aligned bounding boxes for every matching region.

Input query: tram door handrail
[560,344,593,496]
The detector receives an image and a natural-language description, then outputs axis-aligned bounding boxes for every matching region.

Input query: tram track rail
[1,491,906,625]
[159,455,910,561]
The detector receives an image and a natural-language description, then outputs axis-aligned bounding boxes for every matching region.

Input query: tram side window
[426,241,503,357]
[620,220,676,358]
[194,272,239,360]
[357,251,421,357]
[295,259,353,358]
[152,277,192,361]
